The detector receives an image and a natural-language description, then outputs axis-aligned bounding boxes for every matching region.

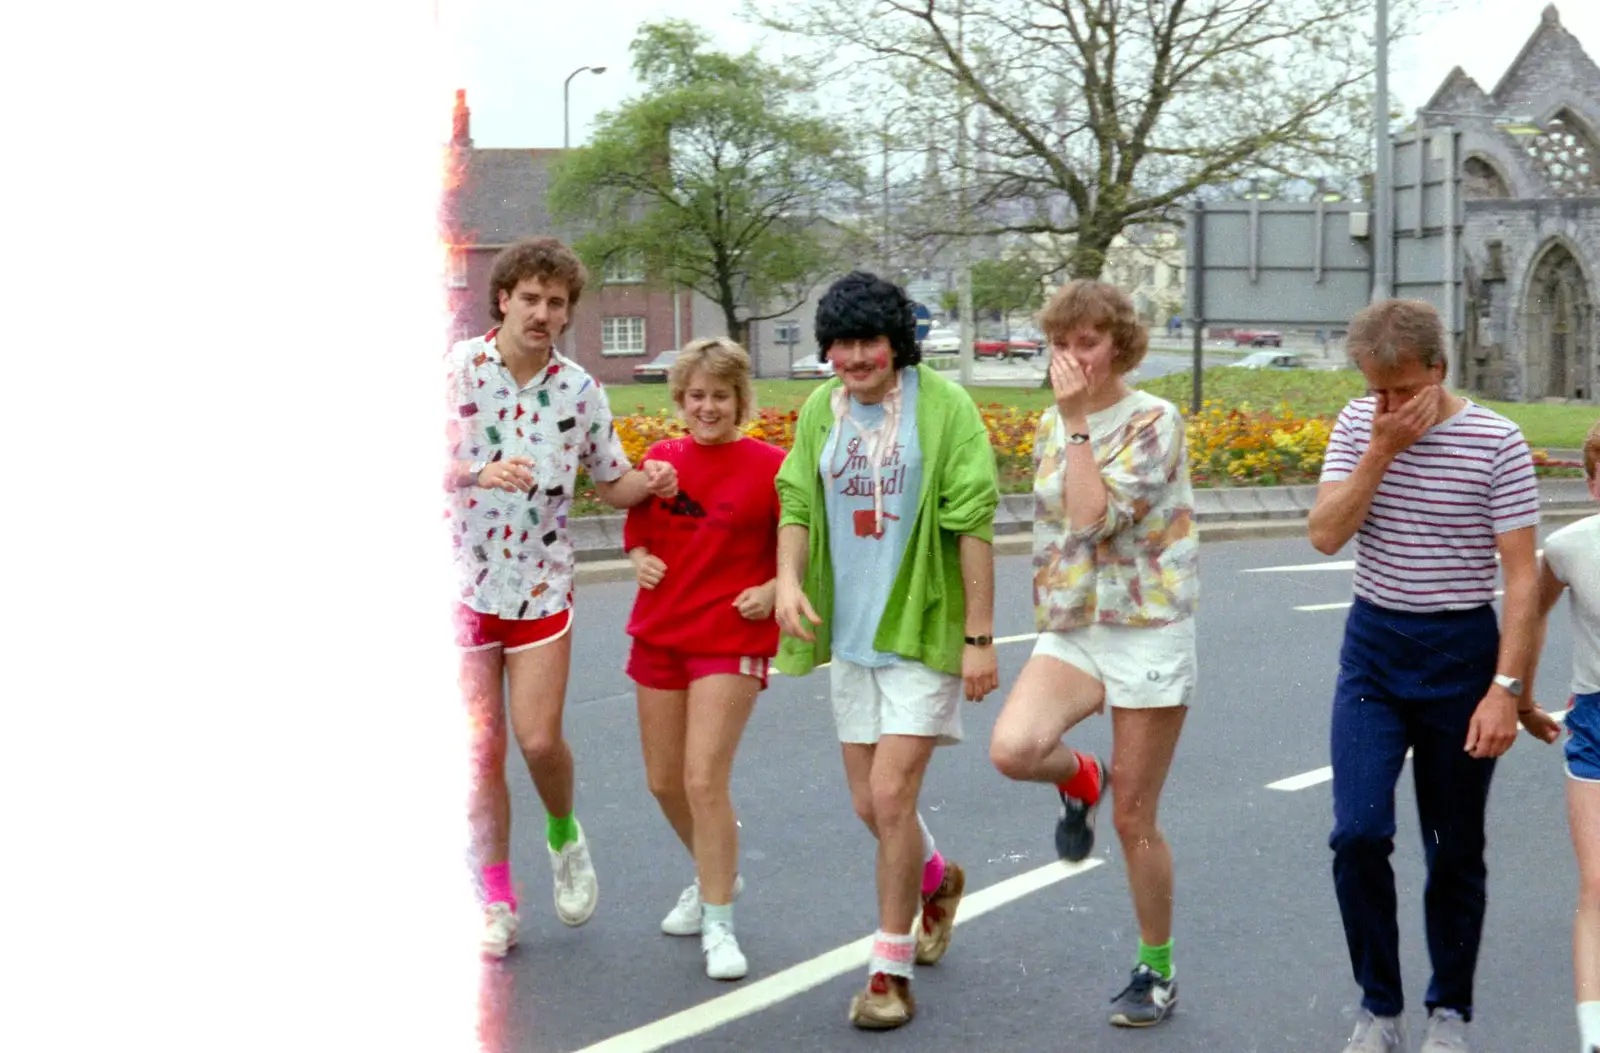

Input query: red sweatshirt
[623,435,787,656]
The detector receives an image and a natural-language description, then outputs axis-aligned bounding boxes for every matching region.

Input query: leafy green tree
[548,20,862,347]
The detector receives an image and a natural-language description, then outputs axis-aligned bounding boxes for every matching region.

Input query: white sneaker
[481,901,518,959]
[661,874,746,936]
[702,921,748,981]
[549,821,598,927]
[1419,1008,1470,1053]
[1342,1010,1407,1053]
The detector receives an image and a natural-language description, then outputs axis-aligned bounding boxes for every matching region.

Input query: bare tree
[751,0,1413,280]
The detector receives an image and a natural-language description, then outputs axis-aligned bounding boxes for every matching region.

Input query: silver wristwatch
[1491,673,1524,697]
[468,460,489,486]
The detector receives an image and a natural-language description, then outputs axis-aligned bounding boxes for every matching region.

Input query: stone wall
[1463,198,1600,401]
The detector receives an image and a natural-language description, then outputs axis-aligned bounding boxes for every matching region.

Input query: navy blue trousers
[1329,597,1499,1021]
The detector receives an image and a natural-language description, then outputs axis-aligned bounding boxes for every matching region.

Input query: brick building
[1430,4,1599,402]
[441,91,690,387]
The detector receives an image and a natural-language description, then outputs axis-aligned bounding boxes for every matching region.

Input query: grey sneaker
[1419,1008,1469,1053]
[1342,1010,1407,1053]
[1108,963,1177,1027]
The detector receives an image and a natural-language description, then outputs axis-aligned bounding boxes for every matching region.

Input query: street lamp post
[563,65,607,149]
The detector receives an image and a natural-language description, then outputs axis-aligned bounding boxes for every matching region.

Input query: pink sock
[921,851,946,897]
[482,862,516,911]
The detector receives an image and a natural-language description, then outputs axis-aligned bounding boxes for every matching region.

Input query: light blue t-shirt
[820,367,923,667]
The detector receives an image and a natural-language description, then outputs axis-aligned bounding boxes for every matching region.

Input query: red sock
[1057,752,1101,805]
[921,851,946,897]
[482,862,516,911]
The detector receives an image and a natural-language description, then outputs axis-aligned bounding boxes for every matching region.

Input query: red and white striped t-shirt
[1319,397,1540,613]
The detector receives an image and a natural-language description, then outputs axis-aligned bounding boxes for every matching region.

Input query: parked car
[974,336,1042,359]
[789,354,834,381]
[632,350,677,383]
[921,327,960,354]
[1232,329,1284,347]
[1229,350,1304,370]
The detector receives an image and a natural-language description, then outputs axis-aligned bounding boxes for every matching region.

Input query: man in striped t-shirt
[1307,299,1545,1053]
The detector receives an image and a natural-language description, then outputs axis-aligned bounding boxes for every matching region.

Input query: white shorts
[1031,618,1196,710]
[829,658,964,745]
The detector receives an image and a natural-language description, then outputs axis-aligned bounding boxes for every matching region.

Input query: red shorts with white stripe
[455,604,573,654]
[626,639,771,691]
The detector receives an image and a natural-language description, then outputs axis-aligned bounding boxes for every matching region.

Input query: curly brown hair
[488,237,588,323]
[1038,280,1149,374]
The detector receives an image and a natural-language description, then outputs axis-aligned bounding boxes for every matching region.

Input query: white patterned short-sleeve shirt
[446,330,631,619]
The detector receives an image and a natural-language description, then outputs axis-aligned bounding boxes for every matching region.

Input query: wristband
[964,634,993,647]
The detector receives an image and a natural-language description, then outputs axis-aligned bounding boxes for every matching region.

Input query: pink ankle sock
[921,851,946,897]
[482,862,516,910]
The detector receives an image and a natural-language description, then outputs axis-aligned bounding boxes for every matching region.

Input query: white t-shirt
[1544,512,1600,696]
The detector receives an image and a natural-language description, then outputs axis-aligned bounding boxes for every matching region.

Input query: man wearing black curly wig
[774,271,1000,1029]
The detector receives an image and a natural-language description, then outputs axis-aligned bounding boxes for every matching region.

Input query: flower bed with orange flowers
[570,396,1584,515]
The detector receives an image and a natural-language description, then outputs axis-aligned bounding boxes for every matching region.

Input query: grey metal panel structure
[1188,128,1464,366]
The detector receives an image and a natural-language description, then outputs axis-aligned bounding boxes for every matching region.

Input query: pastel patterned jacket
[1032,389,1198,632]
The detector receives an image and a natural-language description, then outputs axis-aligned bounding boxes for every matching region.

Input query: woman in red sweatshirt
[623,337,786,982]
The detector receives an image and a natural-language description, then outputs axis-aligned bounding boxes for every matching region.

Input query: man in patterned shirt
[446,237,677,958]
[1308,298,1547,1053]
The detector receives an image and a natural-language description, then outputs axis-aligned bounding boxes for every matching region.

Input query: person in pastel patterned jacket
[988,280,1198,1029]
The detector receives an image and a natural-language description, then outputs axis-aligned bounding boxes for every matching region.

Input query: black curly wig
[814,271,922,369]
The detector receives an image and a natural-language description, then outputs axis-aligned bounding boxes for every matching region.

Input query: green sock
[547,813,579,852]
[1137,939,1174,979]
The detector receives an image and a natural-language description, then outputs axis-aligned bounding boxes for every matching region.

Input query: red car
[1232,330,1283,347]
[973,337,1041,359]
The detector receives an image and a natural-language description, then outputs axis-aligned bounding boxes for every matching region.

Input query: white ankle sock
[1578,1000,1600,1051]
[703,901,734,931]
[868,931,916,980]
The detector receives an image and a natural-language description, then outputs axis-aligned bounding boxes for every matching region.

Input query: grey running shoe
[1342,1009,1406,1053]
[1054,754,1103,863]
[1419,1008,1469,1053]
[1107,963,1177,1027]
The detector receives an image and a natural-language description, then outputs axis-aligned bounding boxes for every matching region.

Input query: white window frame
[602,315,648,356]
[602,252,646,284]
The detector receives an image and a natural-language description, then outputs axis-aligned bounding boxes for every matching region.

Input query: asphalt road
[480,530,1583,1053]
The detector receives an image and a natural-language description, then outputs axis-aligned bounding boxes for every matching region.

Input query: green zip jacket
[775,364,1000,677]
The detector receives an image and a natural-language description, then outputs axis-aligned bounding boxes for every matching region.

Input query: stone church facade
[1429,4,1599,403]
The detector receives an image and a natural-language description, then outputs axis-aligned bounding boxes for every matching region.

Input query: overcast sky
[438,0,1600,149]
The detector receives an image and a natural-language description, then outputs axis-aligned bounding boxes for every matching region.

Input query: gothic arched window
[1461,156,1511,199]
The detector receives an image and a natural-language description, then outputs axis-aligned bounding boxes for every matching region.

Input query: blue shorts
[1565,692,1600,782]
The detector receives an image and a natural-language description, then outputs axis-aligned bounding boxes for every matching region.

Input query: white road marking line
[1243,560,1355,573]
[769,633,1039,677]
[570,857,1106,1053]
[1295,590,1503,613]
[1268,749,1415,792]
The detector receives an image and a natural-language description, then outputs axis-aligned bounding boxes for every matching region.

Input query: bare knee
[683,764,728,815]
[989,730,1047,782]
[869,771,917,829]
[850,789,876,830]
[1113,797,1161,848]
[517,731,566,771]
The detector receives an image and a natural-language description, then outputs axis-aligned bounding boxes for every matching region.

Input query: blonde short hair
[1347,299,1447,375]
[1585,417,1600,480]
[668,338,756,425]
[1037,280,1149,374]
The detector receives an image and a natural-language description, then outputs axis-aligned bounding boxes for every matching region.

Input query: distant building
[440,90,689,386]
[1430,4,1598,402]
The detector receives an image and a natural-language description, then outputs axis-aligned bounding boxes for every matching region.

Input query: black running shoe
[1054,754,1103,862]
[1107,963,1177,1027]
